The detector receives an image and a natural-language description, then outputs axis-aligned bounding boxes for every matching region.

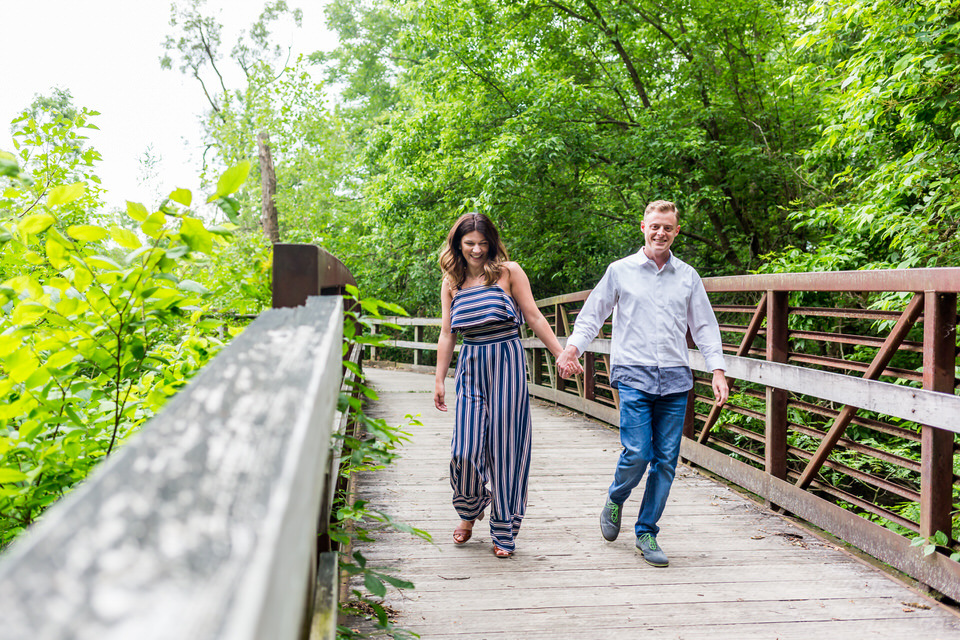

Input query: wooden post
[765,291,789,482]
[584,352,595,401]
[920,291,956,539]
[532,348,544,386]
[554,304,563,392]
[414,326,424,366]
[257,131,280,244]
[683,390,697,440]
[369,324,378,361]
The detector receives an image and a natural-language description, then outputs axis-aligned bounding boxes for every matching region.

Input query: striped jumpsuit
[450,284,532,553]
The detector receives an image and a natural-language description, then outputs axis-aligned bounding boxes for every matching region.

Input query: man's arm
[688,277,728,406]
[558,266,618,378]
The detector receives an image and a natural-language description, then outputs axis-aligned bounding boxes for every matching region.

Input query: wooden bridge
[0,244,958,639]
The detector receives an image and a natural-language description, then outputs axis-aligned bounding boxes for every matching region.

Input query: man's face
[641,209,680,257]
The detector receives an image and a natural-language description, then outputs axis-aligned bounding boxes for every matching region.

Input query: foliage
[312,0,824,313]
[911,530,960,561]
[162,0,367,293]
[331,286,427,639]
[767,0,960,272]
[0,103,247,547]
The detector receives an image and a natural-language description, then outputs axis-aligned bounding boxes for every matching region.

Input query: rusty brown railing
[369,267,960,600]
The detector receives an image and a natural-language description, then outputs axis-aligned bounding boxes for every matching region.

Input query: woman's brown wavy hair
[439,212,510,290]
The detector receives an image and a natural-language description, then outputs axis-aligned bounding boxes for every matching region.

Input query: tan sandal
[493,545,512,558]
[452,510,485,545]
[453,528,472,544]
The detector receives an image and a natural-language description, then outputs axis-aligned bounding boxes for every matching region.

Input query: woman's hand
[557,344,583,378]
[435,378,448,411]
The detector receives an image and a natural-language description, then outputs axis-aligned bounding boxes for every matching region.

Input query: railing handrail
[0,296,344,640]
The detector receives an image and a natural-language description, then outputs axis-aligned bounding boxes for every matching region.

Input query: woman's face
[460,230,490,269]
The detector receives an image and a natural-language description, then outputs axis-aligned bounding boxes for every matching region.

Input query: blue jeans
[608,385,688,537]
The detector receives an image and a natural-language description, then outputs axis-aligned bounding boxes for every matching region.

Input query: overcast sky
[1,0,336,209]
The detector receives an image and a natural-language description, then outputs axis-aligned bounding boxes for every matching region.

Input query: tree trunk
[257,131,280,244]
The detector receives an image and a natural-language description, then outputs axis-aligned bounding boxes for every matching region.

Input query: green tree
[766,0,960,273]
[315,0,822,313]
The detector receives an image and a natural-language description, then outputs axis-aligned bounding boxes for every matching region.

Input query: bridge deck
[346,369,960,639]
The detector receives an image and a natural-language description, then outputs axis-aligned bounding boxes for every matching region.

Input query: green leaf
[67,225,108,243]
[0,154,21,178]
[215,196,241,224]
[168,188,192,207]
[179,217,213,253]
[46,238,69,269]
[126,201,150,222]
[47,182,85,207]
[12,301,47,325]
[364,573,387,598]
[379,573,415,590]
[141,211,167,238]
[109,226,141,249]
[86,255,122,270]
[0,468,27,483]
[178,280,210,295]
[20,213,55,236]
[207,160,251,202]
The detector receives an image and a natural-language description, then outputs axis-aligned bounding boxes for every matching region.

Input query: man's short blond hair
[644,200,678,222]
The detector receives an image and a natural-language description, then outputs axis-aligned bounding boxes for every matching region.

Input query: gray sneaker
[600,499,622,541]
[636,533,669,567]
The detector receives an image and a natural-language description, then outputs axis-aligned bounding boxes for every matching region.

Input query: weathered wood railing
[369,267,960,600]
[0,243,356,640]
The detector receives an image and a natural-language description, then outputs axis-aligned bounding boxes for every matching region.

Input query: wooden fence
[369,267,960,601]
[0,244,356,640]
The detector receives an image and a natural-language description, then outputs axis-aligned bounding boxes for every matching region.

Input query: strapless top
[450,285,523,343]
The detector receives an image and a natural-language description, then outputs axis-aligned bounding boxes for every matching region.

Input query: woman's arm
[435,280,456,411]
[504,263,581,376]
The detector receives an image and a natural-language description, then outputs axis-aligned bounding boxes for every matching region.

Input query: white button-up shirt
[566,248,725,394]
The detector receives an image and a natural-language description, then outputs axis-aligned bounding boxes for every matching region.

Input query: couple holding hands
[433,201,728,562]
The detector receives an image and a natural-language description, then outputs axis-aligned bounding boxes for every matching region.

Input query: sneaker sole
[635,547,669,567]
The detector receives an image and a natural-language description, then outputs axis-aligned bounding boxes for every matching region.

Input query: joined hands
[557,344,583,379]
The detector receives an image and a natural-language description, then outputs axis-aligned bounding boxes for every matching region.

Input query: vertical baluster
[765,291,789,486]
[920,291,957,540]
[414,325,424,366]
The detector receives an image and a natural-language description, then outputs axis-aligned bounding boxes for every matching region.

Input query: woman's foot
[492,545,513,558]
[452,510,485,545]
[453,519,474,544]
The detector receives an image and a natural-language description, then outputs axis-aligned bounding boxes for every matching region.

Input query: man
[557,200,728,567]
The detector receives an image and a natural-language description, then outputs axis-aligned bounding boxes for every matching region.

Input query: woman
[434,212,581,557]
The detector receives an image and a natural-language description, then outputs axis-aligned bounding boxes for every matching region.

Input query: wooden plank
[0,296,345,640]
[681,437,960,603]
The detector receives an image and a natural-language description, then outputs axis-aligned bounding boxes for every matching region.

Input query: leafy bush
[0,112,250,546]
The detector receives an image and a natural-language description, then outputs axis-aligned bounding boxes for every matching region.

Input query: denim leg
[607,385,655,506]
[635,391,688,537]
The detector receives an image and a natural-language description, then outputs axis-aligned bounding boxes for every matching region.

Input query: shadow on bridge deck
[346,368,960,639]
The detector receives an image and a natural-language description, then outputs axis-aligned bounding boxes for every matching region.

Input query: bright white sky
[1,0,336,209]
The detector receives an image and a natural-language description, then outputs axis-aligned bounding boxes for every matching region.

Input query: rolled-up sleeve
[567,266,618,356]
[687,278,726,372]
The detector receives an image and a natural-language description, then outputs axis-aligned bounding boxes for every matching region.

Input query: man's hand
[557,344,583,379]
[434,379,447,411]
[711,369,729,407]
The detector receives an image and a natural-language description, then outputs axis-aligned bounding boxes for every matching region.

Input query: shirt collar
[636,247,675,271]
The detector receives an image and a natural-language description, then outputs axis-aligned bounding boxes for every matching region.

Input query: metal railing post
[765,290,789,483]
[920,291,957,540]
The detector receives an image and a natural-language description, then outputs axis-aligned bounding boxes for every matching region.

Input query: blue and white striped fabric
[449,285,531,553]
